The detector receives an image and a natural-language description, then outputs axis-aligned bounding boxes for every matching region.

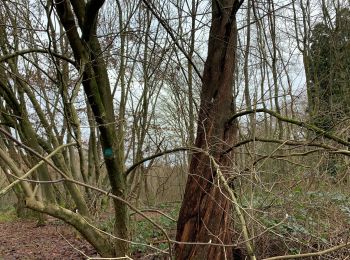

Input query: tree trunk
[175,1,241,259]
[54,0,128,255]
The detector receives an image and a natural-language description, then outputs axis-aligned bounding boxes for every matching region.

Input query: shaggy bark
[175,0,242,259]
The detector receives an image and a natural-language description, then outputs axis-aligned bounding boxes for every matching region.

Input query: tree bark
[54,0,128,255]
[175,1,241,259]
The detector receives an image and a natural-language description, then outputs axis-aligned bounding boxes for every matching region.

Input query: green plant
[0,207,17,223]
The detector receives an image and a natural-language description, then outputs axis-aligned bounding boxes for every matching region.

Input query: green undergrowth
[240,184,350,257]
[0,206,17,223]
[98,202,180,255]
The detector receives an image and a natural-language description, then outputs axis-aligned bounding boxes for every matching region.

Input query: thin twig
[0,143,75,196]
[208,153,257,260]
[263,241,350,260]
[0,128,173,257]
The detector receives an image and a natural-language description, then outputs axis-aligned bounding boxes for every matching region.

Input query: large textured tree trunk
[175,1,241,259]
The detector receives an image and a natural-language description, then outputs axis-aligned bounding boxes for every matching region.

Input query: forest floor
[0,218,97,260]
[0,204,178,260]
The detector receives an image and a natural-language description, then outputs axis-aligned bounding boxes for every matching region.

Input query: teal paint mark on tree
[104,148,113,158]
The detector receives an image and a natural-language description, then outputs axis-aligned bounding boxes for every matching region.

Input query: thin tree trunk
[54,0,128,255]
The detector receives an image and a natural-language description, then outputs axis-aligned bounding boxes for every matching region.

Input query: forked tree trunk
[54,0,128,255]
[175,1,241,259]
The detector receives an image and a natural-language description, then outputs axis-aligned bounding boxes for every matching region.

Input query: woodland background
[0,0,349,259]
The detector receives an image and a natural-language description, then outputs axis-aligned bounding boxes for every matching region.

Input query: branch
[0,127,172,257]
[0,48,75,65]
[141,0,203,81]
[130,209,176,222]
[229,108,350,147]
[70,0,86,28]
[124,147,193,176]
[82,0,106,42]
[209,153,257,260]
[226,137,344,154]
[54,0,86,64]
[263,241,350,260]
[0,142,75,197]
[24,198,114,256]
[0,127,70,178]
[0,145,33,197]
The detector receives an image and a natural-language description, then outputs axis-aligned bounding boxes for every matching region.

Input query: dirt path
[0,219,97,259]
